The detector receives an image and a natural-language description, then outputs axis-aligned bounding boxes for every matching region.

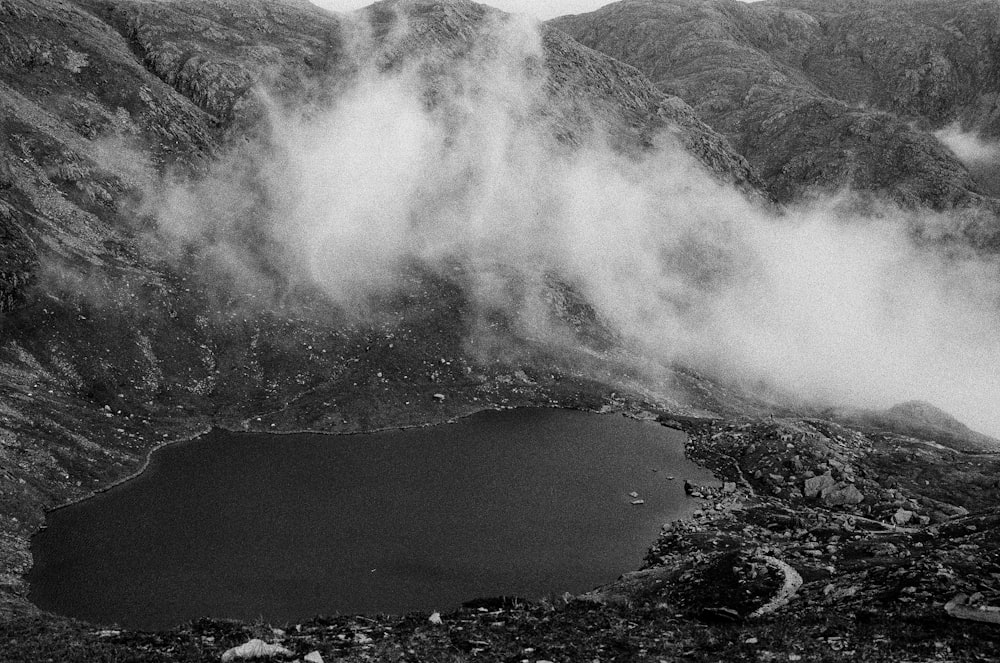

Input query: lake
[28,408,713,630]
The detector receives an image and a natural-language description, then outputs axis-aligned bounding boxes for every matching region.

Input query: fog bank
[147,9,1000,436]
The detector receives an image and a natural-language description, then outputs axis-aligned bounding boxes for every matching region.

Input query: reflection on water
[29,408,713,630]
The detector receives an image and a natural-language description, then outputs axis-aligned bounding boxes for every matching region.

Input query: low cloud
[935,122,1000,166]
[144,8,1000,436]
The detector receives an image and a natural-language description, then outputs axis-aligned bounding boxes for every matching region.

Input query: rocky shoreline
[3,403,999,662]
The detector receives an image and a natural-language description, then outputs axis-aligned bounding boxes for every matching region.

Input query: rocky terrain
[551,0,1000,248]
[1,0,999,661]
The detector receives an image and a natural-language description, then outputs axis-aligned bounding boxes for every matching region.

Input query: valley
[1,0,999,660]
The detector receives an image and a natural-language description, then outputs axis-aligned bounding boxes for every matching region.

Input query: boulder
[804,474,835,499]
[804,473,863,505]
[822,483,864,507]
[893,508,915,526]
[945,594,1000,625]
[220,639,292,662]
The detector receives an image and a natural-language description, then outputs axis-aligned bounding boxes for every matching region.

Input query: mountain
[550,0,1000,247]
[0,0,770,616]
[833,400,1000,453]
[1,0,999,660]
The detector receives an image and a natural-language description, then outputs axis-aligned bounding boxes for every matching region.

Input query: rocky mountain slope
[1,0,999,660]
[0,0,769,618]
[551,0,1000,248]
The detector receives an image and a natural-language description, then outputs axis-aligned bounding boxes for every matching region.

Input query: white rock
[220,639,292,662]
[893,508,915,526]
[945,594,1000,624]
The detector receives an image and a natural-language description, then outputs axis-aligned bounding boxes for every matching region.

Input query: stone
[893,508,915,526]
[700,606,740,621]
[220,639,292,663]
[804,474,835,499]
[945,594,1000,625]
[822,483,864,506]
[938,503,970,518]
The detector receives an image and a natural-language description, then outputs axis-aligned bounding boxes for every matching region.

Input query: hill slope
[0,0,777,616]
[551,0,1000,248]
[0,1,998,660]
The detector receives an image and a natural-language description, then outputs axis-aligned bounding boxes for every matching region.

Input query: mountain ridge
[1,1,999,659]
[550,0,1000,249]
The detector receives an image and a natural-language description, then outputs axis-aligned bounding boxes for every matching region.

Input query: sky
[310,0,761,21]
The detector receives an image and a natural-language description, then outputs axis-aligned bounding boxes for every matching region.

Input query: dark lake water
[29,408,712,630]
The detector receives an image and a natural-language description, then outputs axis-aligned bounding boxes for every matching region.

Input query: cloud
[309,1,654,21]
[935,123,1000,166]
[145,8,1000,437]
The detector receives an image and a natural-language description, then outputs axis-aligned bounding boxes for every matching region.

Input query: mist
[308,0,766,19]
[147,8,1000,437]
[935,123,1000,197]
[936,123,1000,165]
